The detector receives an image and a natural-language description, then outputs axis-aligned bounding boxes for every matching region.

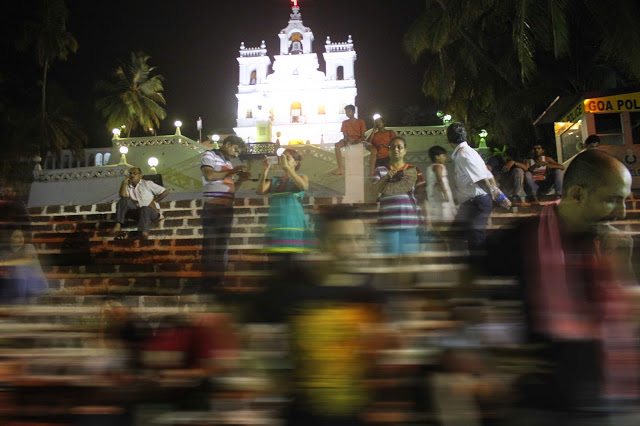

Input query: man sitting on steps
[332,104,370,176]
[110,167,169,239]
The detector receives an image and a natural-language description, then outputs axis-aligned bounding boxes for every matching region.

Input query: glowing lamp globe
[174,120,182,128]
[112,128,121,137]
[119,146,128,155]
[372,114,381,121]
[479,129,488,138]
[212,134,220,142]
[147,157,159,168]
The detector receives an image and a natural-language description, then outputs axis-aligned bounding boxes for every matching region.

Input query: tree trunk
[41,60,48,152]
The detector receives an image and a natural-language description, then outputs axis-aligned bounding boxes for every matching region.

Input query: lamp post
[119,146,128,164]
[174,120,182,136]
[112,128,121,140]
[477,129,489,160]
[212,134,220,150]
[147,157,159,174]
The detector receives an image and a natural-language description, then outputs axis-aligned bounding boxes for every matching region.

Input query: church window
[250,70,257,85]
[336,66,344,80]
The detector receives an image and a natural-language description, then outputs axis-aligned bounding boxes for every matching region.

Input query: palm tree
[404,0,640,148]
[20,0,78,132]
[95,51,167,137]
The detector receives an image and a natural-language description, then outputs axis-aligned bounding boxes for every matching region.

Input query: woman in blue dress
[256,149,316,254]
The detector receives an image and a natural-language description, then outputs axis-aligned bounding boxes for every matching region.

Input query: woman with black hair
[257,149,316,254]
[370,137,428,254]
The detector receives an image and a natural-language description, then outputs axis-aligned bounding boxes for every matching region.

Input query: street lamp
[372,113,381,121]
[477,129,489,160]
[147,157,159,174]
[212,134,220,149]
[437,111,453,125]
[119,146,128,164]
[112,128,121,139]
[174,120,182,135]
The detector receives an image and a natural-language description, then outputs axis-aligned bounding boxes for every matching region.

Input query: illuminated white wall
[233,4,358,145]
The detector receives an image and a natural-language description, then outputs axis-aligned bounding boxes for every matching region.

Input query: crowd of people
[0,112,639,425]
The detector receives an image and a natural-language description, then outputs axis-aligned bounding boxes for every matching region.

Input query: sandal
[113,231,129,240]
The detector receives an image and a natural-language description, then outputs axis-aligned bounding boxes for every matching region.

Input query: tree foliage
[95,51,167,137]
[11,0,84,156]
[404,0,640,149]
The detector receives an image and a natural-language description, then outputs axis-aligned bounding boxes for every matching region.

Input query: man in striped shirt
[200,135,249,287]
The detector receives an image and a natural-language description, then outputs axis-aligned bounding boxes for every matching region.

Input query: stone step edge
[28,196,347,216]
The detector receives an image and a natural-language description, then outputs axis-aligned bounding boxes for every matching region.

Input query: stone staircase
[2,194,640,423]
[22,192,640,304]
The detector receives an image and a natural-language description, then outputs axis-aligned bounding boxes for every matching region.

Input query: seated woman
[370,137,428,254]
[0,225,48,304]
[257,149,316,255]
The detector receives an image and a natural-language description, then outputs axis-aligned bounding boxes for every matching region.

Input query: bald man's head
[560,150,631,230]
[563,150,627,193]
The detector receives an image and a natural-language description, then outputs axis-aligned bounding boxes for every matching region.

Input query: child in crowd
[426,146,457,224]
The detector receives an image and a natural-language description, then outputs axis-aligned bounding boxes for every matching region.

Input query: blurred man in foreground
[251,205,390,425]
[487,150,639,425]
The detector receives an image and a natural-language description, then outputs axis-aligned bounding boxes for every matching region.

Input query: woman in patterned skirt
[370,136,428,254]
[257,149,316,254]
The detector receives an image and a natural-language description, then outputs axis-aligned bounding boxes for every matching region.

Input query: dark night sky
[7,0,438,147]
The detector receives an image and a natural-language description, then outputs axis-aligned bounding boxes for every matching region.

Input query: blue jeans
[379,228,420,254]
[455,194,493,251]
[524,168,563,196]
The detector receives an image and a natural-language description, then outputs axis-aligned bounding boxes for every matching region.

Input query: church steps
[18,196,640,302]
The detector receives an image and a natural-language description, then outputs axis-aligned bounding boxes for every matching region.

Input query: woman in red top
[367,117,397,172]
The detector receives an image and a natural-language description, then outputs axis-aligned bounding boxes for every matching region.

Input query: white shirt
[126,179,166,208]
[451,142,493,203]
[200,150,235,204]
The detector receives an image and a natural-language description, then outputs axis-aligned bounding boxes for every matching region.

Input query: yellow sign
[559,102,585,124]
[584,92,640,114]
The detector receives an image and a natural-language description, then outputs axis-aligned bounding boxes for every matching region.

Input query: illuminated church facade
[234,0,358,145]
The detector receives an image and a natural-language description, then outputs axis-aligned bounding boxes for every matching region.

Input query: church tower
[234,0,359,145]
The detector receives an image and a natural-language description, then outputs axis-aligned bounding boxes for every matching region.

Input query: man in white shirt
[200,135,249,288]
[111,167,169,239]
[448,122,495,251]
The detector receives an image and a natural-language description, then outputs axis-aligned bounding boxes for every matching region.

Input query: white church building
[234,0,358,145]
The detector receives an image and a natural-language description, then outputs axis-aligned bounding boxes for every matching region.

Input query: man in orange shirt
[333,105,373,175]
[367,117,397,174]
